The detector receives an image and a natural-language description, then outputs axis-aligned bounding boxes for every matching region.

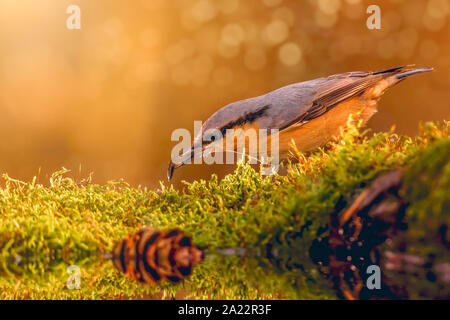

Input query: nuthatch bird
[168,65,433,180]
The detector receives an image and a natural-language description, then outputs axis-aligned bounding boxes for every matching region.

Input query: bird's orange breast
[277,96,378,158]
[219,96,378,161]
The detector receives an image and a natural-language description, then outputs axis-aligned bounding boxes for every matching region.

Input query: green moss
[404,137,450,238]
[374,136,450,299]
[0,120,448,299]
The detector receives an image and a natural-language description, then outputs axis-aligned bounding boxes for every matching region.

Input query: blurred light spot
[328,41,344,62]
[165,39,196,65]
[384,10,403,31]
[315,11,338,28]
[318,0,341,15]
[426,0,449,19]
[171,65,191,86]
[192,0,217,22]
[180,11,202,31]
[213,67,234,86]
[217,0,240,14]
[140,0,164,11]
[242,21,259,41]
[278,42,302,66]
[133,62,161,83]
[377,37,397,59]
[343,1,363,20]
[263,19,289,45]
[139,28,160,49]
[191,72,210,86]
[272,7,295,26]
[99,19,131,66]
[221,23,245,46]
[398,27,419,46]
[403,1,426,27]
[217,42,240,58]
[192,54,214,78]
[344,0,361,4]
[396,28,419,59]
[103,17,123,37]
[262,0,283,8]
[420,39,440,59]
[244,48,267,71]
[340,35,362,55]
[422,12,446,31]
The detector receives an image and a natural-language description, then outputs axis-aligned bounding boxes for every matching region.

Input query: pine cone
[112,228,204,285]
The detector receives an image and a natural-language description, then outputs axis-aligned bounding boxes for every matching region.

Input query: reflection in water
[112,228,204,285]
[108,227,334,299]
[108,223,338,299]
[0,218,446,299]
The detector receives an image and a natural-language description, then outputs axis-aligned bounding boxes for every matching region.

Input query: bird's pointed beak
[167,160,176,181]
[167,158,187,181]
[167,146,198,181]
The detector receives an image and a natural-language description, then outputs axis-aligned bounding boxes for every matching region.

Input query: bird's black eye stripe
[201,104,270,147]
[218,104,270,135]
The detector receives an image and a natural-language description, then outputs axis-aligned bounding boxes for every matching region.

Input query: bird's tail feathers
[395,67,434,79]
[373,64,416,76]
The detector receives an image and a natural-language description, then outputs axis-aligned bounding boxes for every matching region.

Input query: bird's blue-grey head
[167,97,271,181]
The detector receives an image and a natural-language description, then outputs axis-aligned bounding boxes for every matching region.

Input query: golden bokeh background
[0,0,449,188]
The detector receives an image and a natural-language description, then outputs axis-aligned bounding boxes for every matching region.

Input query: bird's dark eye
[203,129,222,144]
[204,134,216,142]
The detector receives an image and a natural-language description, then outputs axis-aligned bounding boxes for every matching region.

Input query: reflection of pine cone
[112,228,204,285]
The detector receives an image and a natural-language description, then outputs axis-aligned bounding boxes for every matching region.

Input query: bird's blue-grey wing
[257,66,410,131]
